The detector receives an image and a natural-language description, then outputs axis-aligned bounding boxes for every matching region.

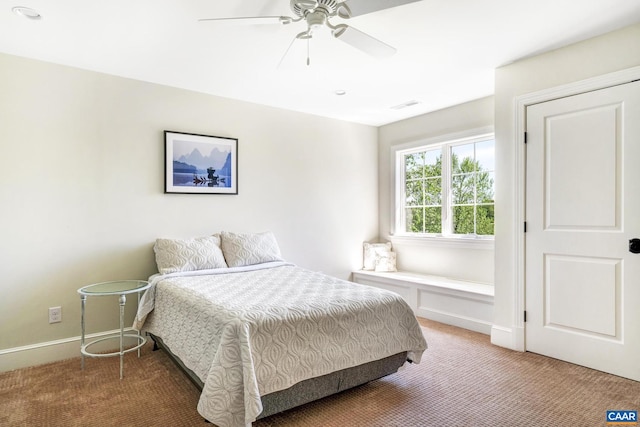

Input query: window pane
[451,143,475,174]
[476,139,495,172]
[405,180,424,206]
[452,205,475,234]
[477,171,495,203]
[451,173,474,204]
[424,207,442,234]
[405,152,423,180]
[476,205,495,235]
[424,150,441,177]
[424,177,442,205]
[405,208,424,233]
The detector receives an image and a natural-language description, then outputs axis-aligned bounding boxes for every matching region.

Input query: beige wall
[378,96,495,284]
[493,23,640,348]
[0,53,379,353]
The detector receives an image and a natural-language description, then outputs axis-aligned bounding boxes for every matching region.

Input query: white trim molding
[390,234,494,251]
[491,325,525,351]
[389,125,495,238]
[0,328,137,372]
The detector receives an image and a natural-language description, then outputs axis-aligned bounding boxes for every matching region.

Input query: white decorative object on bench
[362,242,397,272]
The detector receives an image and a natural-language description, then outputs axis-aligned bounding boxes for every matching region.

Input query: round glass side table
[77,280,151,379]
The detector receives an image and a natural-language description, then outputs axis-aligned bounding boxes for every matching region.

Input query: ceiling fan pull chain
[307,38,311,66]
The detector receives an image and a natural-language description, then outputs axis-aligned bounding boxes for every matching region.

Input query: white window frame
[391,127,495,250]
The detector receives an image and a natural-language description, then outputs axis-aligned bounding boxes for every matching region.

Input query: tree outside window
[399,135,495,238]
[404,149,442,234]
[450,139,495,235]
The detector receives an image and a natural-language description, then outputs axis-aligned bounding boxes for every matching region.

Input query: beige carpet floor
[1,318,639,426]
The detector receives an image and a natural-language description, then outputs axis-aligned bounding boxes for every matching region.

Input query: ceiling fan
[200,0,423,65]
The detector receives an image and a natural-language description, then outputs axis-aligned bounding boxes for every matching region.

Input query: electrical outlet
[49,306,62,324]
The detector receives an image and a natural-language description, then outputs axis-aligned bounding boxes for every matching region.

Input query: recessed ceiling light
[334,90,347,96]
[12,6,41,20]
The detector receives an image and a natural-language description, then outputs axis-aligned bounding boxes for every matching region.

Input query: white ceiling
[2,0,640,126]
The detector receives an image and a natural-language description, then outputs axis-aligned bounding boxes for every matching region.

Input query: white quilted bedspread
[138,263,427,427]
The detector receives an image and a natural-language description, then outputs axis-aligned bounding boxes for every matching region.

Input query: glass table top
[78,280,150,296]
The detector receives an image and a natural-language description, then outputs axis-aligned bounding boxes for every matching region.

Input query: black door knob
[630,238,640,254]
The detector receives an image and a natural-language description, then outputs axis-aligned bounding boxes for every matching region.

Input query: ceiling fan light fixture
[12,6,41,20]
[334,89,347,96]
[306,10,328,34]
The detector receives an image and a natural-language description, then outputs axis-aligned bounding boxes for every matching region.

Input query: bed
[134,231,427,427]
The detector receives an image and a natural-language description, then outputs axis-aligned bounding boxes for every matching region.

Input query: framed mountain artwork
[164,130,238,195]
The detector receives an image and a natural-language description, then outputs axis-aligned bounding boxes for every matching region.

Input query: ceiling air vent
[390,100,421,110]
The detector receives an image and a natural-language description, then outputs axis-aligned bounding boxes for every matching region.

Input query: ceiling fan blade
[198,16,292,26]
[333,25,396,57]
[338,0,423,18]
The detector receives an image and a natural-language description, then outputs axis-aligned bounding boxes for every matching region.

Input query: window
[396,132,495,239]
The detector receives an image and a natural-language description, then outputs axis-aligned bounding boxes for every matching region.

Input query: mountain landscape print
[165,131,238,195]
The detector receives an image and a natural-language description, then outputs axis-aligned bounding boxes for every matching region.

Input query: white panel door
[525,80,640,381]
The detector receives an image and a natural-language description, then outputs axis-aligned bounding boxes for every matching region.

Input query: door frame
[510,65,640,352]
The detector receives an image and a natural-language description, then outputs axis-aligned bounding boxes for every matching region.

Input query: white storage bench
[351,270,494,335]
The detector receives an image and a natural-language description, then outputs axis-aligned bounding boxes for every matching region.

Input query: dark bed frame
[149,333,407,421]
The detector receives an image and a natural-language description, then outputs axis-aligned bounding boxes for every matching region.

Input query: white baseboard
[491,324,525,351]
[417,308,493,335]
[0,328,136,373]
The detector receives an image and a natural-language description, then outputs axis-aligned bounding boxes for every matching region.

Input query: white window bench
[351,270,494,335]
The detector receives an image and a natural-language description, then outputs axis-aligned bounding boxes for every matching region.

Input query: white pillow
[363,242,393,271]
[154,235,227,274]
[220,231,283,267]
[374,251,397,272]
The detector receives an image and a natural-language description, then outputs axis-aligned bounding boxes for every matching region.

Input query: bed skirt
[149,333,407,420]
